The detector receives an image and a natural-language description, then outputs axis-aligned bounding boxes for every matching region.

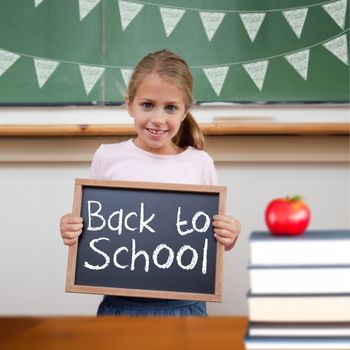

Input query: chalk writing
[84,238,209,274]
[83,201,211,274]
[87,201,155,234]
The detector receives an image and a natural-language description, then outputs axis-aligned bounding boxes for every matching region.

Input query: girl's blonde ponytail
[173,112,205,150]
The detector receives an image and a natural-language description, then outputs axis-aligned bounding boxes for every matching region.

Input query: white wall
[0,159,348,316]
[0,104,348,125]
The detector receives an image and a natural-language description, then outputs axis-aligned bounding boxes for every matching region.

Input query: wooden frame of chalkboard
[66,178,226,302]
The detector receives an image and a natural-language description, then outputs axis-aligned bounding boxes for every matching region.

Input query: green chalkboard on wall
[0,0,349,105]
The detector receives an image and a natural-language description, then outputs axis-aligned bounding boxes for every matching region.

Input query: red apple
[265,195,311,235]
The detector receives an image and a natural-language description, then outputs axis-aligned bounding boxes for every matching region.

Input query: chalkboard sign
[66,178,226,302]
[0,0,348,105]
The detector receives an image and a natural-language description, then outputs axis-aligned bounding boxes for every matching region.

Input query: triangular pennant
[322,0,347,30]
[34,58,60,88]
[243,60,269,91]
[0,49,20,77]
[34,0,45,7]
[239,13,266,42]
[118,0,144,31]
[159,7,185,37]
[323,34,349,65]
[79,0,102,21]
[282,8,308,38]
[203,66,229,96]
[284,49,310,80]
[199,12,226,42]
[79,65,105,95]
[121,68,134,87]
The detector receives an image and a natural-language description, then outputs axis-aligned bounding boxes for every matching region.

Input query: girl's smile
[147,128,167,135]
[126,73,187,155]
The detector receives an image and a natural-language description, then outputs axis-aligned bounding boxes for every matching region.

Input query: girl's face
[126,73,187,155]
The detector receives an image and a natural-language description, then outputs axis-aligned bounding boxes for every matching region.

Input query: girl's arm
[212,214,241,251]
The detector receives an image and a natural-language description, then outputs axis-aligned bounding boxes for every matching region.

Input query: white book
[250,230,350,265]
[244,334,350,350]
[249,265,350,294]
[248,293,350,322]
[248,322,350,337]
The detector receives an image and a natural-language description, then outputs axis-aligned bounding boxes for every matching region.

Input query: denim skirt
[97,295,207,317]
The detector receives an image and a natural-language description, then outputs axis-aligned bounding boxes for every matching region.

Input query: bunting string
[115,0,338,13]
[0,0,348,96]
[191,28,349,68]
[2,29,347,69]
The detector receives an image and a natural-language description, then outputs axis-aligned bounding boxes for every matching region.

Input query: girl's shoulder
[98,139,132,152]
[94,139,133,158]
[91,140,133,179]
[182,146,214,163]
[183,147,217,185]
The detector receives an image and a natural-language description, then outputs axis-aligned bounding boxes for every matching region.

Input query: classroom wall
[0,133,348,316]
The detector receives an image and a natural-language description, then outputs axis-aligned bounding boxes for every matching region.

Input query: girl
[60,49,241,316]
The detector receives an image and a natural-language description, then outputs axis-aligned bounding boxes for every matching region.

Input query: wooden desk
[0,316,248,350]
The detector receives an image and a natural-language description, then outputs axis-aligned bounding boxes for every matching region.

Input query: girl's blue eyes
[141,103,177,112]
[166,105,177,112]
[143,103,153,110]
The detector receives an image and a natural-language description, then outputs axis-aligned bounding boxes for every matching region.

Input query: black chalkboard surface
[66,178,226,302]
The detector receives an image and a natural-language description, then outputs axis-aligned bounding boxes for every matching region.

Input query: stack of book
[244,230,350,350]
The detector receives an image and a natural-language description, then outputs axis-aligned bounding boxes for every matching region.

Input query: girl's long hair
[127,49,205,150]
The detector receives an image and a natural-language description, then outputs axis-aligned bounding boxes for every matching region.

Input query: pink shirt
[91,139,217,185]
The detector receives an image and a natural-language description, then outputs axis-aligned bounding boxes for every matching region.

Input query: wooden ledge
[0,123,348,136]
[203,122,349,136]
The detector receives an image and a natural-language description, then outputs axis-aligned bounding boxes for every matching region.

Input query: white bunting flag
[239,13,266,42]
[34,0,45,7]
[79,65,105,95]
[79,0,102,21]
[284,49,310,80]
[0,49,20,77]
[243,60,269,91]
[34,58,60,88]
[121,68,134,87]
[199,12,226,42]
[322,0,347,30]
[282,8,308,38]
[118,0,144,31]
[159,8,185,37]
[323,34,349,65]
[203,66,229,96]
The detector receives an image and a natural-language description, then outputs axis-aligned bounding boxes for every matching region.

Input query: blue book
[250,230,350,265]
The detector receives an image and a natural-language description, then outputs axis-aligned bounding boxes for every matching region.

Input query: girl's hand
[212,214,241,251]
[60,213,83,245]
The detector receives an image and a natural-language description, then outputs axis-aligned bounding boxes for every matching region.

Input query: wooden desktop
[0,316,248,350]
